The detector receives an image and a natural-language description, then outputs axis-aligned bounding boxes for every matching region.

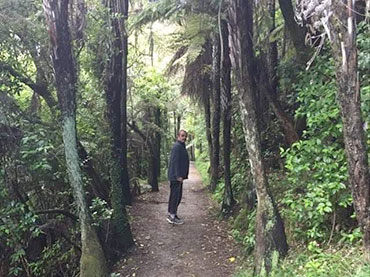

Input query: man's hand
[177,177,183,182]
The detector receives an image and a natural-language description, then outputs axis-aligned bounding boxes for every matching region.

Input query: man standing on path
[167,129,190,225]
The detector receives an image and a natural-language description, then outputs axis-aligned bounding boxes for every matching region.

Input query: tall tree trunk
[204,95,213,167]
[148,153,159,191]
[154,107,161,179]
[210,33,221,192]
[177,114,181,133]
[121,0,132,205]
[173,111,177,139]
[43,1,108,276]
[104,0,134,257]
[267,0,278,95]
[278,0,309,63]
[200,40,213,177]
[220,18,235,214]
[329,0,370,252]
[228,0,288,273]
[148,107,160,192]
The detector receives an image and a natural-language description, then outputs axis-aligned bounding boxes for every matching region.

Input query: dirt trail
[116,163,240,277]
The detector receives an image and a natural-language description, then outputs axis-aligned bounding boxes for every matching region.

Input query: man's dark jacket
[168,140,189,181]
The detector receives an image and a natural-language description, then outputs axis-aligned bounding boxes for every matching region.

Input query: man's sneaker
[166,215,175,224]
[174,215,184,225]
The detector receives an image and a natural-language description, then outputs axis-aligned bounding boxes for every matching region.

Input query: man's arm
[173,144,183,182]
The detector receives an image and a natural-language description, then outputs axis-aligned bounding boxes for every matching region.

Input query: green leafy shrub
[280,55,353,243]
[234,246,370,277]
[230,208,256,255]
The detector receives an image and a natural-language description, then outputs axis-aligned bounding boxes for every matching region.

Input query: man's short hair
[178,129,188,136]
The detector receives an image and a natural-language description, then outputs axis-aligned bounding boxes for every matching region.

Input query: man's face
[177,131,187,143]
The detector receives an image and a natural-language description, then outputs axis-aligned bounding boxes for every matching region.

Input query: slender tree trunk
[259,59,299,145]
[204,95,213,169]
[121,2,132,205]
[220,19,235,214]
[148,153,159,191]
[154,107,161,179]
[228,0,288,273]
[210,33,221,192]
[261,0,299,145]
[173,111,177,139]
[267,0,278,95]
[329,0,370,253]
[148,107,160,192]
[43,1,108,276]
[177,115,181,133]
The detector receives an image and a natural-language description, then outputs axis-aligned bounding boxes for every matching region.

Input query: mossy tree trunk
[328,0,370,253]
[104,0,134,257]
[43,1,108,276]
[228,0,288,274]
[220,18,235,214]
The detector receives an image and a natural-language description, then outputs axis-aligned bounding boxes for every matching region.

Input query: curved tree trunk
[43,1,108,276]
[228,0,288,273]
[329,0,370,253]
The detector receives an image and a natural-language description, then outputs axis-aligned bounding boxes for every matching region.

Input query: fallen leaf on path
[228,257,236,263]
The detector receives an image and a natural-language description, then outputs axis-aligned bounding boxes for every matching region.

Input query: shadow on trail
[116,163,240,277]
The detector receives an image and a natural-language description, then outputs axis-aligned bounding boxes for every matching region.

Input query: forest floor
[115,162,241,277]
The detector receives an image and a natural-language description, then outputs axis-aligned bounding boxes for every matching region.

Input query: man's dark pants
[168,180,183,215]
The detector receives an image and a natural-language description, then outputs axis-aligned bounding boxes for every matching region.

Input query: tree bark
[210,33,221,192]
[43,1,108,276]
[121,9,132,205]
[228,0,288,273]
[104,0,134,256]
[220,18,235,214]
[329,0,370,253]
[278,0,309,63]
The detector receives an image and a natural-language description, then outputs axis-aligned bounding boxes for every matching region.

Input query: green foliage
[280,54,353,243]
[230,208,256,255]
[234,246,370,277]
[90,198,113,227]
[194,147,210,186]
[28,240,78,277]
[0,187,40,276]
